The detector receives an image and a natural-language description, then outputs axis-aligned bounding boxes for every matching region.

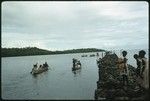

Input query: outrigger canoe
[31,66,48,75]
[72,64,81,71]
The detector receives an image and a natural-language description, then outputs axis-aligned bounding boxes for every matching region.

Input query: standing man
[119,51,128,86]
[139,50,149,90]
[133,54,142,77]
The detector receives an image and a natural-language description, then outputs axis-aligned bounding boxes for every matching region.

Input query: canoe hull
[72,65,81,71]
[31,67,48,75]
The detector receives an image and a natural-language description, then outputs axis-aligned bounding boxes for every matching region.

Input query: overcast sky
[2,1,148,51]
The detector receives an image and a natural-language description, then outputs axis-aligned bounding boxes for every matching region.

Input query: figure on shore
[102,52,104,58]
[133,54,142,77]
[117,51,128,86]
[96,53,99,57]
[122,51,128,86]
[138,50,149,90]
[96,58,102,68]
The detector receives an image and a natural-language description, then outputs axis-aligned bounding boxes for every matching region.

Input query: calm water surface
[2,50,148,100]
[2,52,99,100]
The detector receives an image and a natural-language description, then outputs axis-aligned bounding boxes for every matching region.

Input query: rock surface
[95,52,148,100]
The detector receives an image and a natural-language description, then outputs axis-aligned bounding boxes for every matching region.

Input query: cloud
[2,1,148,50]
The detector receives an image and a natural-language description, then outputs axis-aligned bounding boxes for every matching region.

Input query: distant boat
[31,66,48,75]
[72,59,81,71]
[90,54,95,57]
[81,55,88,57]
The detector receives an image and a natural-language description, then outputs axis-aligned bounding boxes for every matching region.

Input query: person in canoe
[39,65,43,69]
[43,62,49,68]
[31,63,38,73]
[77,60,81,66]
[72,58,77,68]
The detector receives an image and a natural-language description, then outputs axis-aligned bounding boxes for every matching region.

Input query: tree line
[1,47,106,57]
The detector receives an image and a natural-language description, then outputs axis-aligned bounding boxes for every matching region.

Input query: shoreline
[1,51,105,58]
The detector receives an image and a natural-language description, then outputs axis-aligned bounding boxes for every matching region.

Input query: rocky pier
[95,52,148,100]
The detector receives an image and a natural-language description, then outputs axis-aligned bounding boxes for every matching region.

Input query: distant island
[1,47,106,57]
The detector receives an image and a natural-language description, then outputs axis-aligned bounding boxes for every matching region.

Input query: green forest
[1,47,106,57]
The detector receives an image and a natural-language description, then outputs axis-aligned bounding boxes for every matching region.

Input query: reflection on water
[31,70,49,78]
[72,69,81,77]
[2,52,99,100]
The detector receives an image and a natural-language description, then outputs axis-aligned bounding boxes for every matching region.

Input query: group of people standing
[133,50,149,90]
[117,50,148,91]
